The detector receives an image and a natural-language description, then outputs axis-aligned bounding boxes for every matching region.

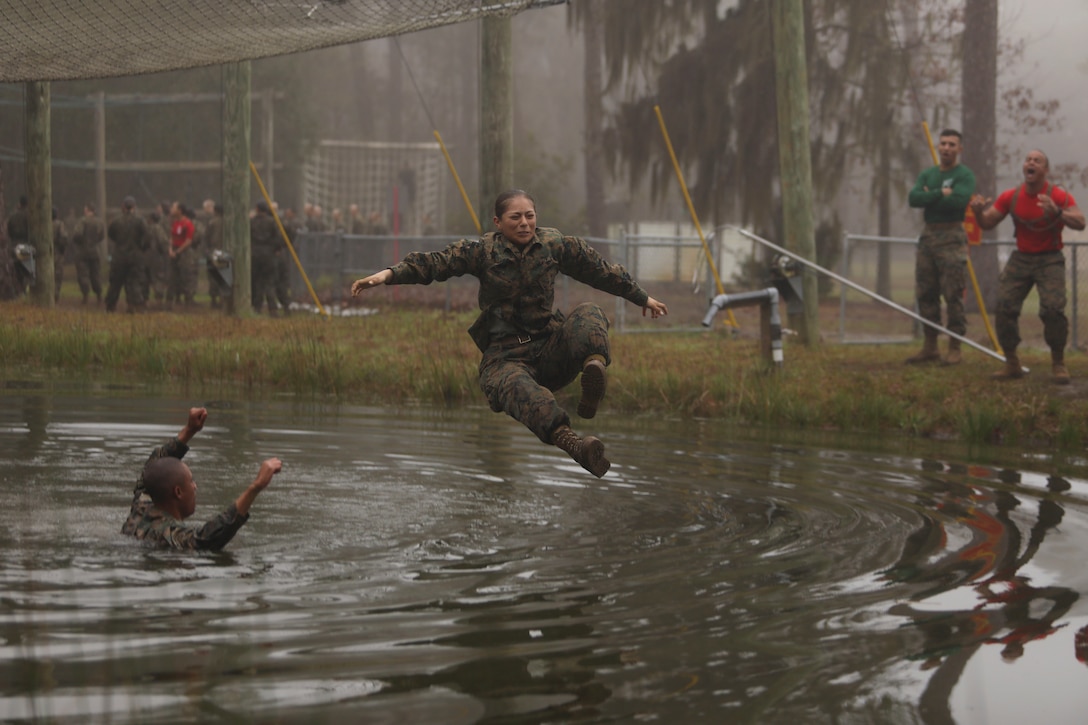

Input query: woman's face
[494,196,537,246]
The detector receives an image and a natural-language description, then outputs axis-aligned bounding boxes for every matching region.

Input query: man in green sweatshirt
[907,129,976,365]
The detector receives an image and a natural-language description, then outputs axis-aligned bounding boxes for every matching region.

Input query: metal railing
[840,234,1088,350]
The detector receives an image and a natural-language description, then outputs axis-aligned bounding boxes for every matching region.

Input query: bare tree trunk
[962,0,999,311]
[583,1,606,238]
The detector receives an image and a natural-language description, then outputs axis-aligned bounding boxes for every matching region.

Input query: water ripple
[2,395,1088,722]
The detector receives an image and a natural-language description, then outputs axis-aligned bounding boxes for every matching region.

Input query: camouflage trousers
[995,249,1067,354]
[104,254,146,311]
[479,303,611,443]
[251,250,279,313]
[54,255,64,303]
[167,247,197,303]
[275,250,292,309]
[75,252,102,298]
[915,225,968,336]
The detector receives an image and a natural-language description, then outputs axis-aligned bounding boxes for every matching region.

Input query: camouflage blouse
[121,437,249,551]
[388,227,649,352]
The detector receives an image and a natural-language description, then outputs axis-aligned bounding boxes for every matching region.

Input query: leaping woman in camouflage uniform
[351,189,668,477]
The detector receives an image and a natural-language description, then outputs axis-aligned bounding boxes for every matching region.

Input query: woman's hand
[351,268,393,297]
[642,297,669,319]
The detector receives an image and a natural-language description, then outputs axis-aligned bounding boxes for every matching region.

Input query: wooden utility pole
[770,0,818,344]
[479,15,513,224]
[94,90,107,261]
[222,61,251,315]
[25,80,54,308]
[583,1,606,238]
[0,163,13,300]
[963,0,999,310]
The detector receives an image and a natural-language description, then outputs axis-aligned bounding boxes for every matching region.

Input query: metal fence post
[1073,244,1079,350]
[333,232,344,308]
[622,229,631,330]
[840,233,850,341]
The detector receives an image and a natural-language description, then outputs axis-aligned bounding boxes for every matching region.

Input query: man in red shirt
[971,150,1086,383]
[167,201,197,308]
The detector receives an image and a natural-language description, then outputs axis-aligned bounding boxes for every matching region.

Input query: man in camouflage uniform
[143,210,171,306]
[72,203,104,304]
[51,207,68,303]
[104,195,149,313]
[122,406,281,551]
[906,129,976,365]
[250,200,281,315]
[348,203,366,235]
[971,149,1087,384]
[351,190,669,478]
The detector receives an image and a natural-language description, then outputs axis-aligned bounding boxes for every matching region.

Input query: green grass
[3,301,1088,450]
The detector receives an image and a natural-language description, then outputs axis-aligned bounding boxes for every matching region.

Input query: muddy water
[2,384,1087,723]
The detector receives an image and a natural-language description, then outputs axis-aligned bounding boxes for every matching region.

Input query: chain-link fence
[282,226,1088,347]
[838,234,1088,351]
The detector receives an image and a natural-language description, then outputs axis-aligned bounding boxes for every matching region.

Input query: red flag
[964,207,982,245]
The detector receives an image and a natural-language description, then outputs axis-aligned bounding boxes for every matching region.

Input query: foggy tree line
[572,0,1073,300]
[1,1,1078,303]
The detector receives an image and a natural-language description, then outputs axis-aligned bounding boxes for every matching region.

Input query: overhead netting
[0,0,563,83]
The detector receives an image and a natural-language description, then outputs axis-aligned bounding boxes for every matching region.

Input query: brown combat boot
[577,355,607,419]
[991,351,1024,380]
[1051,349,1070,385]
[905,332,940,364]
[942,338,962,366]
[551,424,610,478]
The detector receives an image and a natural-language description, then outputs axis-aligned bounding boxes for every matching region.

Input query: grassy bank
[3,304,1087,449]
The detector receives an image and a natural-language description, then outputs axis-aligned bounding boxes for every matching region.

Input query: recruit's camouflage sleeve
[6,209,29,243]
[550,230,649,306]
[121,437,250,551]
[108,214,150,258]
[388,228,649,351]
[124,500,249,551]
[77,217,105,255]
[250,215,280,252]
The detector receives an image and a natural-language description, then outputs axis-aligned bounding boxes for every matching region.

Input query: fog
[2,1,1087,239]
[997,0,1088,189]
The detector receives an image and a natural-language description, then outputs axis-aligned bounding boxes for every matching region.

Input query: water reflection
[1,386,1087,723]
[878,465,1080,724]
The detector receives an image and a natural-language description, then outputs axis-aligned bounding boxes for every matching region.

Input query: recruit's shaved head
[142,458,190,506]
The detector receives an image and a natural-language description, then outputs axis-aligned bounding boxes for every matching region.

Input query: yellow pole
[921,121,1001,352]
[249,161,329,317]
[434,130,482,235]
[654,105,737,327]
